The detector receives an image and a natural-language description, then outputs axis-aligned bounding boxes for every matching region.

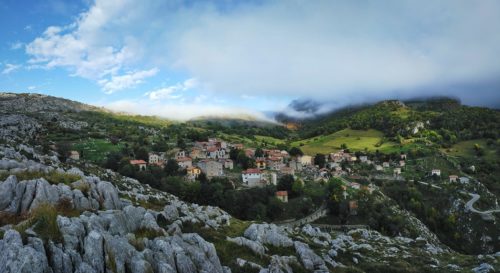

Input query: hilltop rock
[244,223,293,247]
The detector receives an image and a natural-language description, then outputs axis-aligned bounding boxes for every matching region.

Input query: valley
[0,93,499,273]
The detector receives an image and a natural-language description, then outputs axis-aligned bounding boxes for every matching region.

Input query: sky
[1,0,500,120]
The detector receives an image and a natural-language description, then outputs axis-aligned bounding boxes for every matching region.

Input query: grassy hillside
[291,129,399,155]
[442,139,499,161]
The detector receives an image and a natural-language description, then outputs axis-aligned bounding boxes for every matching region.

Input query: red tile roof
[276,191,288,196]
[243,168,261,174]
[130,160,147,165]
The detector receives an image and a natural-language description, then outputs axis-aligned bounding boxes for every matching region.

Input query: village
[63,137,472,212]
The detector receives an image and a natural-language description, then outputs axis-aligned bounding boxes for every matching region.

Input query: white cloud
[145,78,198,100]
[25,0,500,104]
[27,85,36,90]
[98,68,158,94]
[103,99,273,122]
[10,42,24,50]
[1,63,22,75]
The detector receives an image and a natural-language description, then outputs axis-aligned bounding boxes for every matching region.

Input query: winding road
[464,193,500,214]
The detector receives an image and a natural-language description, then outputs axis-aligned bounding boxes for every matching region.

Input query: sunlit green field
[442,139,499,161]
[72,138,124,163]
[291,129,399,155]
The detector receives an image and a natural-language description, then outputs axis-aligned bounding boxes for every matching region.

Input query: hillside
[0,93,499,273]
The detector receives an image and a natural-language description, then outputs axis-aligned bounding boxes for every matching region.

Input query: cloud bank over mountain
[20,0,500,117]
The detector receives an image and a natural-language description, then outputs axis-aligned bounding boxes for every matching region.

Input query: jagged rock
[301,224,331,241]
[472,263,496,273]
[0,230,50,273]
[0,175,16,210]
[30,178,60,209]
[97,181,122,210]
[244,224,293,247]
[173,233,224,273]
[236,258,262,270]
[227,236,266,256]
[48,241,73,273]
[294,241,328,271]
[83,230,105,273]
[260,255,298,273]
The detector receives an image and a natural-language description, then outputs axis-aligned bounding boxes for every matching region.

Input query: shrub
[134,227,164,239]
[11,170,81,185]
[31,203,63,243]
[15,203,63,243]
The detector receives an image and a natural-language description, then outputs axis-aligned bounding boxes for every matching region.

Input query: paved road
[276,203,328,228]
[416,181,443,190]
[464,193,500,214]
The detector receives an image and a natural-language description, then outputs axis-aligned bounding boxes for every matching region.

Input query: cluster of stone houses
[129,138,236,181]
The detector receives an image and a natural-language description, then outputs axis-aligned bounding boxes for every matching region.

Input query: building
[459,177,470,184]
[382,162,390,168]
[130,159,147,171]
[231,143,244,150]
[289,160,303,171]
[359,156,368,162]
[206,147,226,159]
[263,171,278,185]
[431,169,441,176]
[148,153,160,164]
[393,168,402,176]
[349,182,361,190]
[349,200,359,215]
[280,166,295,176]
[275,191,288,203]
[267,157,283,171]
[299,155,313,166]
[222,159,234,170]
[175,150,187,159]
[399,160,406,167]
[198,160,224,178]
[245,149,255,158]
[449,175,458,183]
[242,168,262,187]
[186,167,202,181]
[69,151,80,160]
[190,147,205,159]
[176,157,193,169]
[256,159,267,170]
[375,165,383,171]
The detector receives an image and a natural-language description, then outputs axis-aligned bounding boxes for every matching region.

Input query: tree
[314,153,326,168]
[134,146,149,161]
[254,148,264,158]
[277,174,294,192]
[237,151,255,169]
[291,180,304,197]
[56,142,71,161]
[105,151,123,171]
[267,197,284,220]
[288,147,304,157]
[164,159,180,176]
[229,148,239,161]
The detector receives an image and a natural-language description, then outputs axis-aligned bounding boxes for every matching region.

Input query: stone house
[242,168,262,187]
[130,159,147,171]
[275,191,288,203]
[198,160,224,178]
[69,151,80,160]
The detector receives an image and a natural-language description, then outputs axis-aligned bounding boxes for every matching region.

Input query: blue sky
[1,0,500,120]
